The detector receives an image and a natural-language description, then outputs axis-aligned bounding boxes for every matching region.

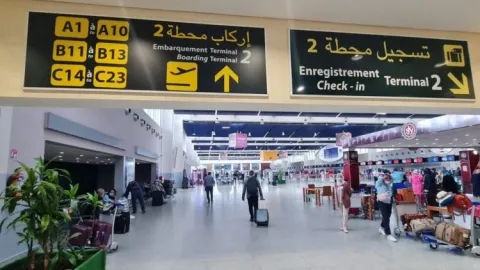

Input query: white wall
[144,109,199,186]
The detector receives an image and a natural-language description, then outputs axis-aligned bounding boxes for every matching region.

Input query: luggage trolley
[98,201,126,252]
[471,203,480,257]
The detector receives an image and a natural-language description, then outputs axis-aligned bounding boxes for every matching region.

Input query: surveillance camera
[140,119,146,126]
[133,113,139,121]
[146,124,151,130]
[151,129,155,134]
[124,108,132,115]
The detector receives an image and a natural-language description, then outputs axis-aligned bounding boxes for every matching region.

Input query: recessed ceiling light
[454,138,458,141]
[432,143,436,145]
[86,161,89,163]
[474,138,477,141]
[59,152,64,154]
[58,156,62,158]
[107,158,110,160]
[449,142,452,144]
[392,145,395,147]
[416,143,419,145]
[77,160,79,162]
[59,159,63,161]
[435,138,439,141]
[95,157,99,159]
[80,154,84,157]
[76,157,79,160]
[415,138,419,141]
[466,134,470,136]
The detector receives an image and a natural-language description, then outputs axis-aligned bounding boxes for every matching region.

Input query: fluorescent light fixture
[377,112,387,115]
[222,126,230,129]
[296,86,305,92]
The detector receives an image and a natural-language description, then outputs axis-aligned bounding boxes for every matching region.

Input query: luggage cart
[471,204,480,257]
[98,202,125,252]
[423,234,467,255]
[391,201,418,237]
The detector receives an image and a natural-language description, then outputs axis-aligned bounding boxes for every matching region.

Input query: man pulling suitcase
[242,170,264,222]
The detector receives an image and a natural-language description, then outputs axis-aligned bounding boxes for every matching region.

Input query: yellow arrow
[214,65,238,93]
[448,72,470,95]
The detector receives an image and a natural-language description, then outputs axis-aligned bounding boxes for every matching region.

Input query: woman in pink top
[409,170,425,212]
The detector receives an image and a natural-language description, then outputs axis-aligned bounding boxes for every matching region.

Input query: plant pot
[0,249,106,270]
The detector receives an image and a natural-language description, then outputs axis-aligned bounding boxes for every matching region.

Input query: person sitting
[108,189,117,201]
[97,188,113,204]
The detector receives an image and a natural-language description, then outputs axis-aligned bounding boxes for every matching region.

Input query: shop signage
[431,148,453,155]
[415,157,424,163]
[24,12,267,95]
[401,122,417,140]
[335,132,352,146]
[228,133,248,148]
[260,151,278,161]
[290,29,475,100]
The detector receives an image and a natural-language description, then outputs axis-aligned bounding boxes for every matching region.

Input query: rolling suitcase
[255,200,269,227]
[152,190,165,206]
[114,211,130,234]
[69,223,92,247]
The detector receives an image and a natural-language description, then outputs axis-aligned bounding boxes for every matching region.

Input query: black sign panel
[290,29,475,99]
[24,12,267,95]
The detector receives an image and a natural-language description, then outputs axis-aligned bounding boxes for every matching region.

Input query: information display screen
[323,148,339,159]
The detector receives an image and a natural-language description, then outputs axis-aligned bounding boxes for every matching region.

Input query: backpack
[246,177,258,195]
[447,194,472,218]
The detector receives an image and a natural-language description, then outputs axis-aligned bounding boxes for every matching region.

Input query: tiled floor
[107,182,479,270]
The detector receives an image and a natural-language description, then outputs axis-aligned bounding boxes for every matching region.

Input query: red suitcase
[82,220,113,248]
[69,224,92,247]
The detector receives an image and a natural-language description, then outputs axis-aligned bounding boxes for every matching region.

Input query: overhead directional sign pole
[24,12,267,95]
[289,29,475,100]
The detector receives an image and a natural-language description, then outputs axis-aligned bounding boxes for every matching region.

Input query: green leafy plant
[0,157,84,270]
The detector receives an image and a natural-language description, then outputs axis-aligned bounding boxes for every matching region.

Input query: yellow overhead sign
[260,151,278,161]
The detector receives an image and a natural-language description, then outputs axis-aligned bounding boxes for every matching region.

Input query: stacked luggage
[70,220,112,248]
[435,222,471,248]
[162,180,176,198]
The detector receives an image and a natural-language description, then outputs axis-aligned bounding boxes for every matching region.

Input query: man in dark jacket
[442,171,459,194]
[124,180,146,214]
[423,168,438,206]
[242,170,264,222]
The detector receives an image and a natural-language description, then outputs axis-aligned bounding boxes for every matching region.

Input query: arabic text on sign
[153,24,251,47]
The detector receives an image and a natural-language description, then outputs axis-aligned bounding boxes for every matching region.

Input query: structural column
[343,150,359,190]
[114,157,135,196]
[459,150,478,194]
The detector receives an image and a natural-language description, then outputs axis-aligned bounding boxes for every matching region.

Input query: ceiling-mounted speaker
[124,108,132,115]
[151,128,155,134]
[140,119,146,126]
[133,113,139,121]
[146,124,151,130]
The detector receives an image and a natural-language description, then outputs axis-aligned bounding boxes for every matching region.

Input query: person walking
[410,170,425,212]
[204,172,215,203]
[375,173,397,242]
[336,175,352,233]
[124,180,146,214]
[242,170,264,222]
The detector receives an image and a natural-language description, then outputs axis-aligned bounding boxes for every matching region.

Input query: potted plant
[0,157,106,270]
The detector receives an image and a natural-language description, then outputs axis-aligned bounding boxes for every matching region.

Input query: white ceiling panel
[47,0,480,32]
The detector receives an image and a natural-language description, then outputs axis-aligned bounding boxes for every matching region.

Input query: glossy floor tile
[107,182,480,270]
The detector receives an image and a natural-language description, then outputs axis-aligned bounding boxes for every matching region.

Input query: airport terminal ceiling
[176,110,444,161]
[49,0,480,32]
